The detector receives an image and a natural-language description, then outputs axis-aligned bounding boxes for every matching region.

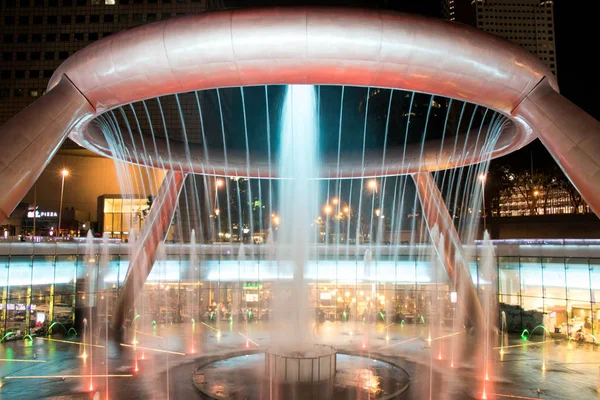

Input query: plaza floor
[1,321,599,399]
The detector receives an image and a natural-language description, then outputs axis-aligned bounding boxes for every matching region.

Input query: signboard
[245,293,259,302]
[243,282,261,290]
[319,292,332,300]
[27,211,58,218]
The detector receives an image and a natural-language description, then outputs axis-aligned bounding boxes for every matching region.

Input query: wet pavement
[1,321,599,399]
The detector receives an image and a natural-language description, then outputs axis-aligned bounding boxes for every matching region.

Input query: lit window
[105,0,115,4]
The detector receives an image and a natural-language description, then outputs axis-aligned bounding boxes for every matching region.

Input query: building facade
[0,241,599,340]
[0,0,211,124]
[442,0,556,75]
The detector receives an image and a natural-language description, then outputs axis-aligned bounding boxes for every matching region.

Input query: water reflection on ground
[0,322,599,399]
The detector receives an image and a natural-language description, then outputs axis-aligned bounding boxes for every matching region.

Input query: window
[120,0,128,3]
[133,0,142,3]
[0,89,9,99]
[90,15,99,23]
[16,52,26,61]
[2,52,13,61]
[105,0,115,4]
[61,15,71,24]
[5,16,15,25]
[20,0,29,6]
[18,14,28,22]
[77,0,86,4]
[104,14,114,22]
[60,33,70,41]
[47,15,57,24]
[147,13,157,22]
[3,34,14,43]
[29,70,39,78]
[30,52,40,60]
[132,13,142,23]
[33,15,42,24]
[147,0,156,3]
[46,33,56,41]
[15,70,25,78]
[0,71,10,79]
[74,33,84,41]
[5,0,16,5]
[58,51,69,60]
[76,15,85,23]
[88,32,98,41]
[103,32,112,37]
[28,89,39,97]
[43,70,54,78]
[14,88,24,97]
[17,34,28,43]
[45,51,55,60]
[63,0,72,4]
[34,0,43,5]
[119,14,128,23]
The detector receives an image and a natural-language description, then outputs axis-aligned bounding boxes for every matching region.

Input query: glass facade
[100,196,149,241]
[0,243,599,339]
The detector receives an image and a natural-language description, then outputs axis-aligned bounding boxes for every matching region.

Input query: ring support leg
[412,172,485,330]
[0,76,94,224]
[515,78,600,217]
[112,171,186,331]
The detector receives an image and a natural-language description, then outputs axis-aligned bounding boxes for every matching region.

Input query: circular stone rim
[192,350,411,400]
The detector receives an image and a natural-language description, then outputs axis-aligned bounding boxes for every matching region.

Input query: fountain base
[265,344,336,383]
[193,350,410,399]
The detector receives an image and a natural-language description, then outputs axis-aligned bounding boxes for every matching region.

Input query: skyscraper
[442,0,557,75]
[0,0,212,125]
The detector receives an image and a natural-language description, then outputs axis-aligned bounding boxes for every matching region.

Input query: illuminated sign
[320,292,332,300]
[245,293,259,302]
[243,282,261,290]
[27,211,58,218]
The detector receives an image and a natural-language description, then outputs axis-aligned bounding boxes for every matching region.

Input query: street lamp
[479,173,487,233]
[368,179,378,193]
[324,204,333,215]
[57,169,69,238]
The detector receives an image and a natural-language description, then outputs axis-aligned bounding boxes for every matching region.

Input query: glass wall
[0,245,599,339]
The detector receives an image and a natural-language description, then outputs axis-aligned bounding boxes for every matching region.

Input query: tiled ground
[1,321,599,399]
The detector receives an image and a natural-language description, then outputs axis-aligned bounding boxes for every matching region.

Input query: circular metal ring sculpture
[47,7,554,179]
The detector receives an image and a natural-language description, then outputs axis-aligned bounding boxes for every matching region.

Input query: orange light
[61,169,69,177]
[368,180,377,190]
[215,179,224,188]
[332,198,339,205]
[324,205,332,214]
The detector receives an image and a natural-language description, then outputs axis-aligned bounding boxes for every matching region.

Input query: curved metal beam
[43,7,554,172]
[0,77,94,224]
[515,78,600,217]
[112,171,186,330]
[413,172,484,329]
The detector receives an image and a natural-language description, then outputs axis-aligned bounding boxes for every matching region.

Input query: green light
[400,320,405,327]
[521,329,530,341]
[342,311,347,321]
[191,318,195,324]
[0,332,14,343]
[130,314,141,326]
[378,312,385,321]
[67,328,77,337]
[47,322,68,336]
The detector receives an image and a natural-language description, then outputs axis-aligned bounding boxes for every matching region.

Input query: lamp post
[57,169,69,238]
[479,173,487,233]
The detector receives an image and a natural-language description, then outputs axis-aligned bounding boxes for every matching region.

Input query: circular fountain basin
[193,351,410,399]
[265,344,336,383]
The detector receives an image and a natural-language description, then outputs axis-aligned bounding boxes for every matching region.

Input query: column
[412,172,485,329]
[112,171,186,330]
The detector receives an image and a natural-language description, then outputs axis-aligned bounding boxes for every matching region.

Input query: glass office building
[1,240,599,338]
